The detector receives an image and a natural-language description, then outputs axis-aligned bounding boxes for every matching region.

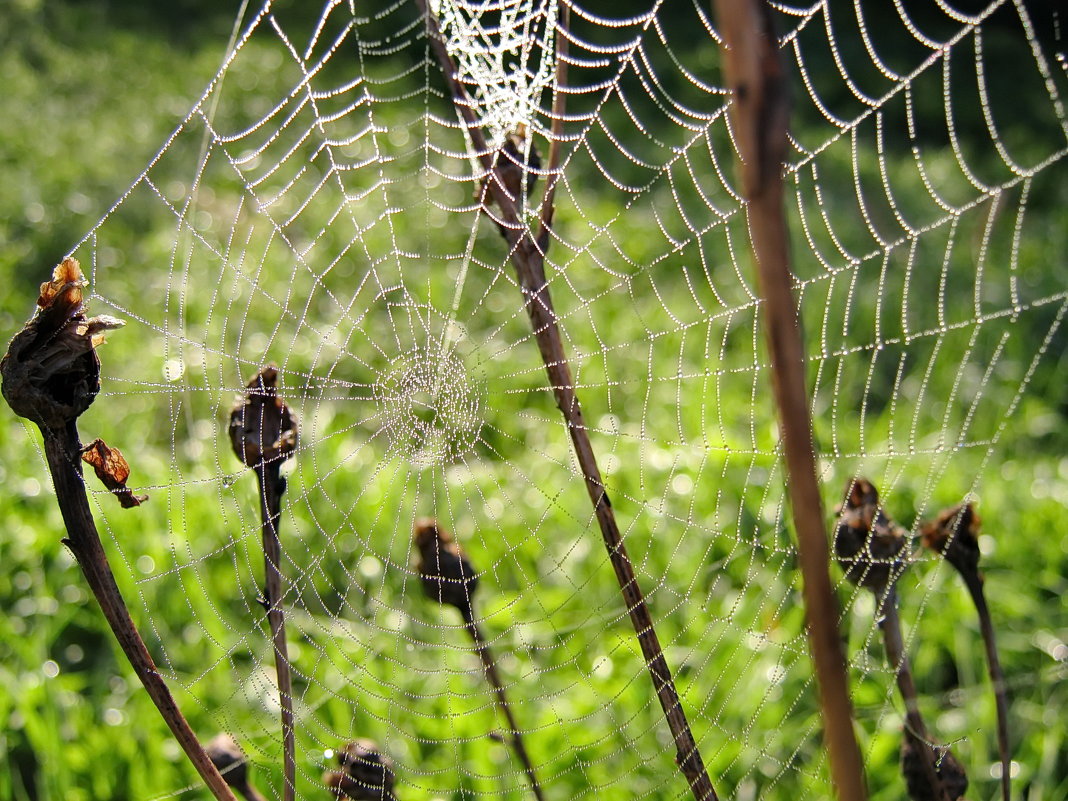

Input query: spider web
[34,0,1067,798]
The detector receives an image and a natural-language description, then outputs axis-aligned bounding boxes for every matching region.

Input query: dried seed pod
[1,258,123,429]
[833,477,908,593]
[229,366,297,470]
[413,518,479,611]
[324,740,396,800]
[921,503,981,576]
[901,738,969,801]
[81,438,148,508]
[206,733,267,801]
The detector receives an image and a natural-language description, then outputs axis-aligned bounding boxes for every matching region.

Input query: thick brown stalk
[42,422,238,801]
[708,0,868,797]
[460,607,546,801]
[961,571,1011,800]
[879,594,947,801]
[256,462,297,801]
[416,2,717,798]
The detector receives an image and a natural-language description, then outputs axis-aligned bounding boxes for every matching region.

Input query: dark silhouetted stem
[962,572,1010,801]
[460,606,546,801]
[256,462,296,801]
[708,0,868,798]
[879,593,947,801]
[415,2,717,798]
[42,422,238,801]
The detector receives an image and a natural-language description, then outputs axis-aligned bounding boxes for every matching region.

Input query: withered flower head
[833,478,908,592]
[900,739,969,801]
[1,259,123,429]
[229,366,298,470]
[921,503,981,575]
[81,438,148,508]
[206,733,251,790]
[413,517,479,611]
[324,739,396,800]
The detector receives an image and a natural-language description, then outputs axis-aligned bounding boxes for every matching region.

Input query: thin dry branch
[415,4,717,799]
[230,366,298,801]
[708,2,868,798]
[0,259,237,801]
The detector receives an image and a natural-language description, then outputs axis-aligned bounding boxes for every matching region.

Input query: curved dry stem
[962,571,1011,801]
[42,423,238,801]
[460,606,546,801]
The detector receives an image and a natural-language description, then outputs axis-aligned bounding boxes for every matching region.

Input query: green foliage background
[1,2,1067,800]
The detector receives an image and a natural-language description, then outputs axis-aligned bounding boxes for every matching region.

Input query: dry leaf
[81,438,148,508]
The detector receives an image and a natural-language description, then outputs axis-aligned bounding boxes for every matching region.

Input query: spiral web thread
[36,0,1068,798]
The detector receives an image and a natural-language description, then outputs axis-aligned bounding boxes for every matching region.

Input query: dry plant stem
[709,0,867,797]
[460,606,546,801]
[961,571,1010,801]
[256,461,297,801]
[42,422,238,801]
[416,3,717,799]
[879,593,947,801]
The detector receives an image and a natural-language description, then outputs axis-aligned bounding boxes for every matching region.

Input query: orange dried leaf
[81,438,148,508]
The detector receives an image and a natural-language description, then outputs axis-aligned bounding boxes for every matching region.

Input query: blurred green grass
[1,3,1067,801]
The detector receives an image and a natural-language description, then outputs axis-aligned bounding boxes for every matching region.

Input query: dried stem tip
[229,366,297,469]
[1,258,123,429]
[901,739,969,801]
[324,740,396,800]
[920,503,981,576]
[833,477,908,593]
[413,518,479,611]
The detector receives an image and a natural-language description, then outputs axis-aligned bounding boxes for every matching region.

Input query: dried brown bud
[414,518,479,611]
[833,478,908,592]
[81,438,148,508]
[229,366,297,470]
[900,738,969,801]
[324,740,396,800]
[206,733,251,791]
[921,503,981,576]
[1,259,123,429]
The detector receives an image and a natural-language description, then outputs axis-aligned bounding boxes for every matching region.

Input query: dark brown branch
[415,4,717,799]
[709,1,868,798]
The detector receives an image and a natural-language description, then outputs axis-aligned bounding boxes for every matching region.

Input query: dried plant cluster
[0,1,1022,799]
[834,478,1011,801]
